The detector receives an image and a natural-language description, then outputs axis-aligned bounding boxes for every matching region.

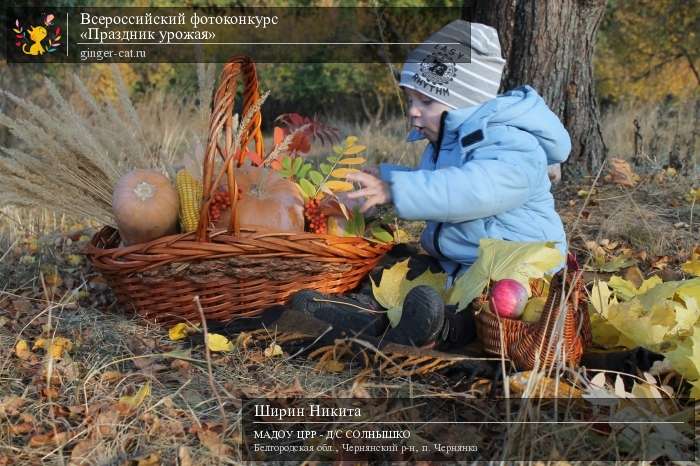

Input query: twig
[194,295,228,431]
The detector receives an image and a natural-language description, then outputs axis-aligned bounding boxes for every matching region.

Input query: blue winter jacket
[379,85,569,278]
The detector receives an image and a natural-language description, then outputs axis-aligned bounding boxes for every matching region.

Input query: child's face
[404,88,452,143]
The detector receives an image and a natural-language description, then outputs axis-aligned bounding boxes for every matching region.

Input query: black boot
[287,290,389,338]
[383,286,445,347]
[436,304,478,350]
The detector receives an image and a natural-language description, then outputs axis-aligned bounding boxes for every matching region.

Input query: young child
[289,20,570,349]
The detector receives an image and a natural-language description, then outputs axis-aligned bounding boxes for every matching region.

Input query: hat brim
[399,83,458,110]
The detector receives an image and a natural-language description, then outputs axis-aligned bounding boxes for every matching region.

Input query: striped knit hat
[400,20,505,109]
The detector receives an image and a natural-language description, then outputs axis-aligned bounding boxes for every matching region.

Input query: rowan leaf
[206,333,233,352]
[339,157,366,165]
[447,239,564,311]
[330,168,359,178]
[343,145,367,156]
[324,180,353,192]
[298,178,316,198]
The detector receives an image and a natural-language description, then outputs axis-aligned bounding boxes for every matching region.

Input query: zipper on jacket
[432,111,449,164]
[431,110,450,259]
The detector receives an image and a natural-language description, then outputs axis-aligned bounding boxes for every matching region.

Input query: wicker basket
[85,56,392,326]
[474,270,592,370]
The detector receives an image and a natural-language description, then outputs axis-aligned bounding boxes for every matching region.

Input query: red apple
[489,279,528,319]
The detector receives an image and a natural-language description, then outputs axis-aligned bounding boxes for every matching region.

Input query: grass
[0,69,698,463]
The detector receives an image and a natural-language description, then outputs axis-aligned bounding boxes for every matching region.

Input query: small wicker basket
[85,56,392,326]
[474,269,592,370]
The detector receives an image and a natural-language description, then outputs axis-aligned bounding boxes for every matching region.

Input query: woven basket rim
[85,225,393,274]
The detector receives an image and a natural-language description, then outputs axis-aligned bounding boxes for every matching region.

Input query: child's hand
[346,172,392,213]
[548,163,562,184]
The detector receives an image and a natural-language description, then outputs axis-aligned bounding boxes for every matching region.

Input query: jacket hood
[407,85,571,164]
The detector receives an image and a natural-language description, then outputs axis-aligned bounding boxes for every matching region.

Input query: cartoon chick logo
[13,14,61,56]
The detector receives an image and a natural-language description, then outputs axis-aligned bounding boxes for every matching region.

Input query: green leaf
[292,157,303,175]
[282,156,292,170]
[371,226,393,243]
[298,163,313,180]
[332,146,343,156]
[319,163,332,175]
[387,306,403,328]
[308,170,324,186]
[327,155,339,163]
[279,168,293,178]
[447,239,564,311]
[299,179,316,198]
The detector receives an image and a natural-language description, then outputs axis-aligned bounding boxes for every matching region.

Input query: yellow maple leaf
[370,259,448,326]
[169,323,198,341]
[206,333,233,352]
[682,261,700,276]
[15,340,31,360]
[33,337,73,359]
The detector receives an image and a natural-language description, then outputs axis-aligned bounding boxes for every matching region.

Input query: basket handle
[197,56,265,242]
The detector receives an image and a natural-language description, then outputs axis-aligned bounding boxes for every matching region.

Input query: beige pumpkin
[215,166,304,233]
[112,169,179,245]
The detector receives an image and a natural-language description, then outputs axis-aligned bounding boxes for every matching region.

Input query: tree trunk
[465,0,607,175]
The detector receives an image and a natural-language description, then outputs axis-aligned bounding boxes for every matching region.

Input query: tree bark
[466,0,607,175]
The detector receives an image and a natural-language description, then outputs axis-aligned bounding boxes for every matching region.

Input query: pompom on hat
[400,20,506,109]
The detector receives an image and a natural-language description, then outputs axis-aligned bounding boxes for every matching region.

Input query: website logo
[13,14,61,56]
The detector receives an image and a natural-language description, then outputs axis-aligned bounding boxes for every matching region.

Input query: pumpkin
[112,169,179,245]
[215,166,304,233]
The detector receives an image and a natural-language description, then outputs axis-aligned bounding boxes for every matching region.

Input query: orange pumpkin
[112,169,179,245]
[215,166,304,233]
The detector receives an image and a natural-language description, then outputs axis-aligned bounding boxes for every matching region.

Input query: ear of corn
[176,169,203,233]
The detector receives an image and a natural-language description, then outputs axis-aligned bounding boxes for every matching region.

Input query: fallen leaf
[117,382,151,414]
[206,333,233,352]
[606,158,639,187]
[651,256,670,270]
[198,429,232,456]
[29,431,69,447]
[70,439,98,464]
[681,248,700,276]
[316,359,345,373]
[169,322,198,341]
[100,370,123,384]
[10,422,34,435]
[33,337,73,359]
[95,409,119,437]
[263,343,283,358]
[178,446,193,466]
[135,452,160,466]
[14,340,31,360]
